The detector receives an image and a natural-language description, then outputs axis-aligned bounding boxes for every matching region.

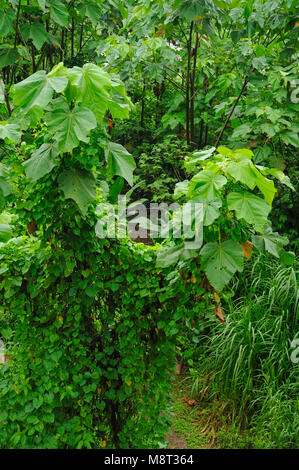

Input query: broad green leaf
[23,143,59,181]
[180,0,205,22]
[280,132,299,148]
[233,148,254,159]
[279,250,295,266]
[231,123,251,139]
[0,10,15,37]
[156,244,185,268]
[189,170,227,200]
[185,147,216,170]
[48,0,69,27]
[58,169,96,216]
[108,176,124,204]
[156,242,196,268]
[174,180,189,199]
[226,158,257,189]
[231,30,244,43]
[38,0,46,11]
[105,142,136,186]
[12,70,68,116]
[0,164,12,196]
[252,225,288,258]
[67,63,111,123]
[30,23,49,50]
[0,179,11,200]
[108,95,132,119]
[251,166,276,205]
[0,224,12,243]
[45,98,97,152]
[216,146,233,156]
[0,45,18,68]
[227,191,271,230]
[85,3,101,25]
[256,166,295,191]
[200,240,243,291]
[192,198,222,226]
[0,123,21,143]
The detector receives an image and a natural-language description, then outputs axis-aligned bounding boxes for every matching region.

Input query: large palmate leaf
[252,225,289,258]
[185,147,216,171]
[0,45,18,68]
[227,191,271,230]
[108,75,133,119]
[0,10,15,37]
[174,180,190,199]
[251,166,276,205]
[180,0,206,22]
[30,23,50,50]
[67,63,111,123]
[156,242,196,268]
[105,142,136,186]
[0,123,21,143]
[226,158,257,190]
[48,0,69,27]
[85,3,101,25]
[45,98,97,152]
[58,169,96,216]
[200,240,244,291]
[256,165,295,191]
[12,70,68,116]
[108,94,132,119]
[23,143,59,181]
[189,170,227,200]
[192,198,222,226]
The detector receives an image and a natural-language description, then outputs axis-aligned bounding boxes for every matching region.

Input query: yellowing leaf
[214,303,225,323]
[241,241,253,259]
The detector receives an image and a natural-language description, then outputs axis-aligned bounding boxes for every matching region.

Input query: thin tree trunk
[215,69,251,148]
[204,124,208,146]
[199,120,204,148]
[190,32,199,149]
[60,29,65,61]
[185,21,193,146]
[71,19,75,56]
[79,25,83,50]
[140,83,145,129]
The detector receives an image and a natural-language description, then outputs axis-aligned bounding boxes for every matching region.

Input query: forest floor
[167,376,260,449]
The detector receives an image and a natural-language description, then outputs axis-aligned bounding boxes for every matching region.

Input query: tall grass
[192,254,299,448]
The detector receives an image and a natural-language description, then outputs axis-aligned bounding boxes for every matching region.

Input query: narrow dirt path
[167,375,256,449]
[166,428,187,449]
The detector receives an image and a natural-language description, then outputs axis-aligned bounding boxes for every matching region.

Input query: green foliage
[157,146,294,291]
[186,254,299,448]
[0,61,204,449]
[133,139,188,203]
[0,0,297,450]
[0,229,205,448]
